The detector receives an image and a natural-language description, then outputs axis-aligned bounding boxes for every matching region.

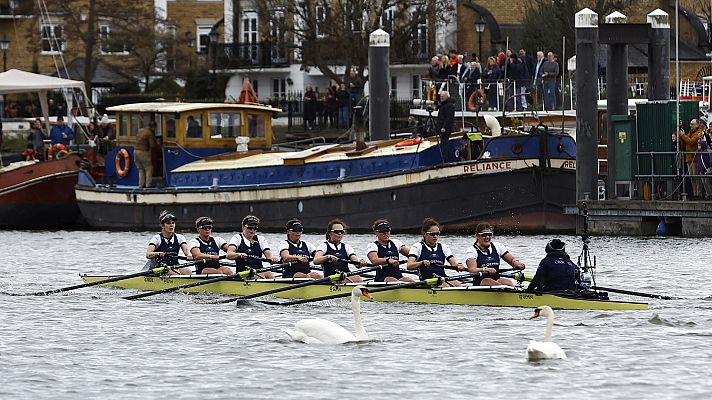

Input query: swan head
[352,285,372,300]
[529,305,554,319]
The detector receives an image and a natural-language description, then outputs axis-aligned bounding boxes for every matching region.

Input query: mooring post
[368,29,390,141]
[575,8,599,206]
[605,11,629,199]
[647,9,670,101]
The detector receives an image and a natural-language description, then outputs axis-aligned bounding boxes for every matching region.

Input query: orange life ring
[115,148,131,177]
[47,143,68,160]
[467,88,487,112]
[395,137,424,147]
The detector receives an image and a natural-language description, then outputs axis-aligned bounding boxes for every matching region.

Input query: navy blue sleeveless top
[195,236,221,273]
[322,241,350,276]
[471,243,502,284]
[154,234,180,266]
[281,240,312,278]
[373,240,403,281]
[415,242,446,279]
[233,234,264,272]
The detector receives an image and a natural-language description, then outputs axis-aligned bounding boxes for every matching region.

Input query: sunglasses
[288,228,304,233]
[330,229,345,235]
[478,232,493,237]
[200,225,213,230]
[426,231,441,237]
[376,229,391,233]
[245,226,258,230]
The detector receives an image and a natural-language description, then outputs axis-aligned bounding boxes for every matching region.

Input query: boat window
[165,114,176,138]
[153,113,163,138]
[185,113,203,139]
[130,114,139,136]
[119,113,128,136]
[209,111,241,138]
[247,113,265,138]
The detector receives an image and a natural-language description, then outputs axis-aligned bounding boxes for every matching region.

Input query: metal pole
[368,29,390,141]
[561,36,565,132]
[676,0,684,200]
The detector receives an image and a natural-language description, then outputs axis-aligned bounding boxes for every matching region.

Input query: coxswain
[313,219,367,283]
[144,210,193,275]
[189,217,233,275]
[407,218,465,286]
[464,223,526,286]
[526,239,577,293]
[226,215,277,279]
[365,219,414,283]
[277,219,322,279]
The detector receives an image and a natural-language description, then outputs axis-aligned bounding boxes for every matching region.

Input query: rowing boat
[80,274,648,311]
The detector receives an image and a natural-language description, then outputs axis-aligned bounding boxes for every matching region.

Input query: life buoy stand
[115,148,131,177]
[467,89,487,112]
[47,143,68,160]
[395,137,424,147]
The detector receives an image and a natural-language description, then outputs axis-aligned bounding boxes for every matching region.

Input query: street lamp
[208,27,219,102]
[474,16,486,60]
[0,35,10,72]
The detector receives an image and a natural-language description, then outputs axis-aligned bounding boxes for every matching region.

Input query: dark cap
[242,216,259,227]
[287,220,303,231]
[374,222,391,232]
[195,216,213,228]
[545,239,566,253]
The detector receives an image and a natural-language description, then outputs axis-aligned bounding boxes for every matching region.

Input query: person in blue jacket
[527,239,578,293]
[49,115,75,146]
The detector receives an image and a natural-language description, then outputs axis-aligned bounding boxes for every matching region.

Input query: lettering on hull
[463,161,513,173]
[561,160,576,169]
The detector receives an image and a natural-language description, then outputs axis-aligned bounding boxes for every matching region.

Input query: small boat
[75,100,576,233]
[79,274,648,311]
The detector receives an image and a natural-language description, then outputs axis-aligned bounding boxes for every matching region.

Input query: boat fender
[47,143,68,160]
[467,88,487,112]
[115,148,131,177]
[395,137,424,147]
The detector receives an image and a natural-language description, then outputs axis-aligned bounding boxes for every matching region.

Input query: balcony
[212,40,430,71]
[0,0,33,16]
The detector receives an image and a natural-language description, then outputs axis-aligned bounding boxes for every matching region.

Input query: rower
[407,218,464,286]
[313,219,367,283]
[365,219,414,283]
[144,210,193,275]
[465,222,526,286]
[189,217,232,275]
[226,215,277,279]
[526,239,577,293]
[278,219,322,279]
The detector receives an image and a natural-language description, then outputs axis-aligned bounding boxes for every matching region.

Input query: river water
[0,230,710,399]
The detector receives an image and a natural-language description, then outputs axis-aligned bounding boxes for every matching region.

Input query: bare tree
[253,0,450,86]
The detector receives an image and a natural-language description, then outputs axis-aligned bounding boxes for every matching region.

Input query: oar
[263,271,495,306]
[591,285,679,300]
[216,265,384,305]
[25,259,206,296]
[123,262,292,300]
[168,255,226,261]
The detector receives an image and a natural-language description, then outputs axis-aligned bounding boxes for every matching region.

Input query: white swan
[284,286,372,344]
[526,305,567,361]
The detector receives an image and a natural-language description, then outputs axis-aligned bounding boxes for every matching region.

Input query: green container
[635,100,698,176]
[612,115,637,181]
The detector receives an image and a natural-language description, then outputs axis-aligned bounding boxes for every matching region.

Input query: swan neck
[544,312,554,342]
[352,292,368,340]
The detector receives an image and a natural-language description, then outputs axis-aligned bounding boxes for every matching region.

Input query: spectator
[323,86,337,129]
[519,48,535,84]
[427,56,441,80]
[303,85,317,130]
[348,70,363,108]
[455,54,470,82]
[438,55,451,79]
[435,90,455,163]
[134,120,159,188]
[695,139,712,199]
[49,115,74,146]
[532,51,545,106]
[336,83,350,128]
[507,53,529,111]
[21,143,39,161]
[679,119,704,198]
[483,56,502,111]
[27,118,47,161]
[542,51,559,111]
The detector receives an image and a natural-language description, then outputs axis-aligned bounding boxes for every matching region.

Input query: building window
[412,75,421,98]
[272,78,286,100]
[41,23,64,54]
[380,7,394,32]
[391,76,397,97]
[99,24,128,54]
[316,5,326,37]
[269,9,286,63]
[197,25,212,53]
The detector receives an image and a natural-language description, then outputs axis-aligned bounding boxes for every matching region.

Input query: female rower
[188,216,233,275]
[278,219,322,279]
[407,218,464,286]
[226,215,277,279]
[365,219,415,283]
[144,210,193,275]
[465,222,526,286]
[313,219,367,283]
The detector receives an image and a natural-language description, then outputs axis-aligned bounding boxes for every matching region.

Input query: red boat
[0,154,90,228]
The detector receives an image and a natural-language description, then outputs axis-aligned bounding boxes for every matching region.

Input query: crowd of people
[673,117,712,200]
[145,210,580,294]
[20,113,115,162]
[425,48,563,112]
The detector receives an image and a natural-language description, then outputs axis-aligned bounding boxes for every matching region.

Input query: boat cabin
[104,102,280,187]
